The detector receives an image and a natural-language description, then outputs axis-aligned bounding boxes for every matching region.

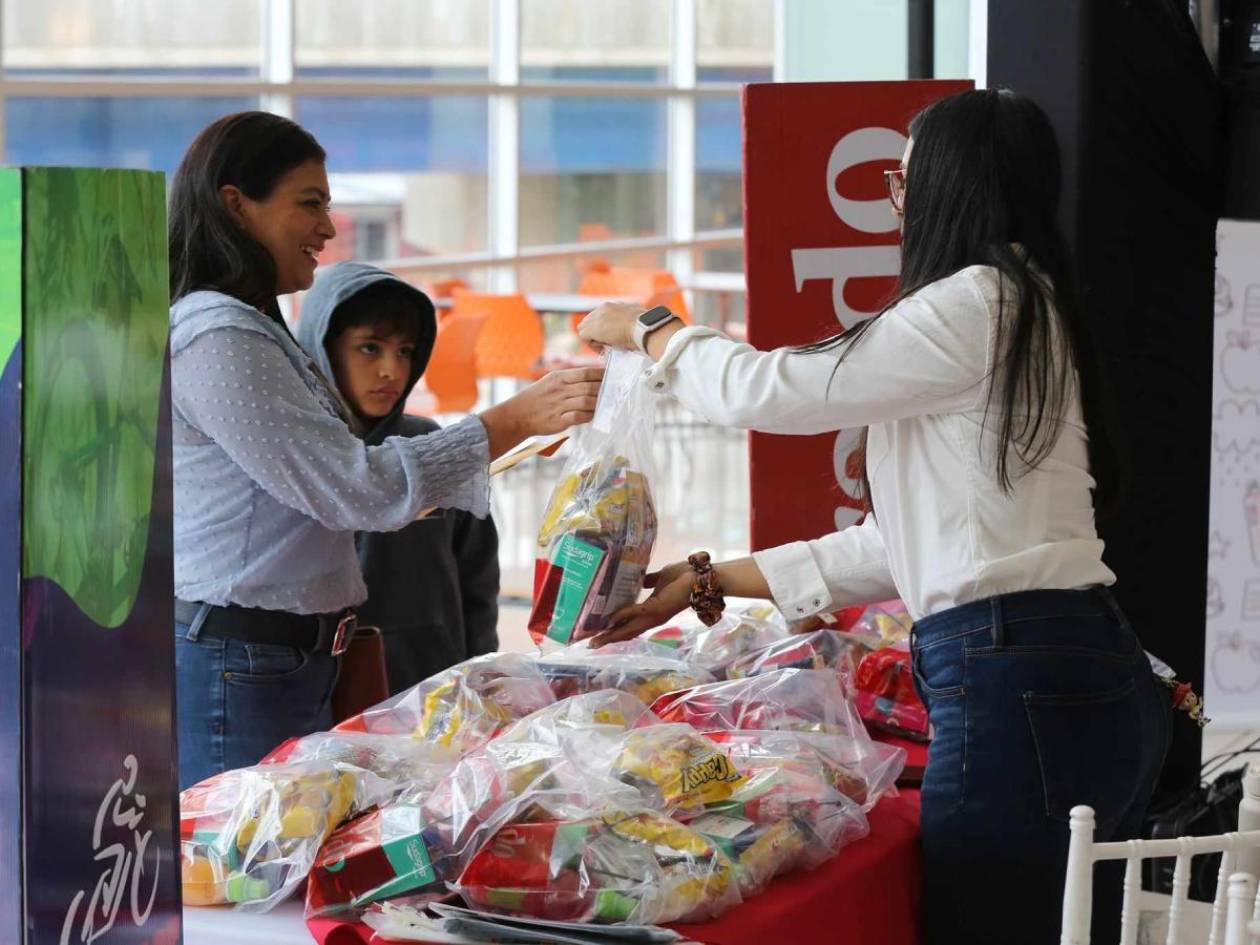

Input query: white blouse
[643,264,1115,622]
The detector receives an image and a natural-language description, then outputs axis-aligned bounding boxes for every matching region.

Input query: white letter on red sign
[790,126,906,329]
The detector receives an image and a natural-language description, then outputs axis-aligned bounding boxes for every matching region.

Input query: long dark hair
[168,111,326,319]
[809,88,1117,514]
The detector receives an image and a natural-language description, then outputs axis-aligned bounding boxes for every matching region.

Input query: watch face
[639,305,674,327]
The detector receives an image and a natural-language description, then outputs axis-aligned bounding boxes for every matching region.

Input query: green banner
[21,167,169,628]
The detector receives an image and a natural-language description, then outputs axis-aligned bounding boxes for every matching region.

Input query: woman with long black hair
[578,88,1170,945]
[169,111,601,790]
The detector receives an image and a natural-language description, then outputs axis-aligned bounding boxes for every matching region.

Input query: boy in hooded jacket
[297,262,499,693]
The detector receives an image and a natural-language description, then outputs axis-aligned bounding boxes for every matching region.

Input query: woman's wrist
[644,318,685,361]
[477,400,526,461]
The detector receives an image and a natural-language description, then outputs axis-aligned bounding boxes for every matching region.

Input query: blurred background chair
[451,290,546,402]
[411,308,489,416]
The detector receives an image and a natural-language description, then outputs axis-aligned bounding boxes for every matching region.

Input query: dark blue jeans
[174,604,340,790]
[911,587,1171,945]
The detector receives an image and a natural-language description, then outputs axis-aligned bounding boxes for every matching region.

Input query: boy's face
[329,325,417,420]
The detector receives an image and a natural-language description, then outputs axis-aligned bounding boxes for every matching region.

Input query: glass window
[296,0,491,80]
[3,0,262,77]
[521,0,670,83]
[695,95,743,231]
[298,95,489,261]
[519,96,667,248]
[933,0,972,79]
[4,97,259,176]
[697,0,775,84]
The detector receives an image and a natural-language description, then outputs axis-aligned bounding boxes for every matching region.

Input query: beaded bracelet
[687,551,726,627]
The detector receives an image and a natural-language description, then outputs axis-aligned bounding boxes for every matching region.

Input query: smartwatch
[631,305,680,355]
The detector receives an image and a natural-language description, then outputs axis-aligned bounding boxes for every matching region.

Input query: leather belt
[175,599,355,656]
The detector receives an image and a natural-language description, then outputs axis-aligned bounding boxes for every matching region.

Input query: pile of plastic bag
[179,601,914,926]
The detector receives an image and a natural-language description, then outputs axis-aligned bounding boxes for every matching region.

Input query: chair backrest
[578,265,679,300]
[422,311,488,414]
[1060,763,1260,945]
[425,277,468,299]
[450,291,545,381]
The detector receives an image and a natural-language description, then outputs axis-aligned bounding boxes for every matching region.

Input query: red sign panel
[742,79,972,551]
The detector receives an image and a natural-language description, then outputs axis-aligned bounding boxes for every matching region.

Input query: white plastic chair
[1060,763,1260,944]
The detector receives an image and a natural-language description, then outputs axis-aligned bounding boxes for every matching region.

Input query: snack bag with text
[455,808,739,924]
[179,761,390,912]
[332,652,556,753]
[529,350,658,645]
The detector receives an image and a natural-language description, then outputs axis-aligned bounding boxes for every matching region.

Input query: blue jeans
[911,586,1171,945]
[174,604,340,791]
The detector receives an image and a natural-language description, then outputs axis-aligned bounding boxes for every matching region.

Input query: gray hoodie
[297,263,499,691]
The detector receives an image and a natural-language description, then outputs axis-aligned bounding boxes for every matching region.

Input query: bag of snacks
[706,728,904,811]
[528,350,658,645]
[179,761,389,911]
[333,652,555,753]
[649,668,871,742]
[853,645,929,740]
[262,731,457,800]
[646,605,790,679]
[535,639,715,705]
[455,808,740,924]
[415,698,652,890]
[496,688,659,742]
[611,723,746,810]
[724,628,877,682]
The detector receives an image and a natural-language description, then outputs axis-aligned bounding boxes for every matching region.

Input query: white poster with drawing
[1206,219,1260,726]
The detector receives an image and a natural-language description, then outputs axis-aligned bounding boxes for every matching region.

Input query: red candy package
[853,646,929,740]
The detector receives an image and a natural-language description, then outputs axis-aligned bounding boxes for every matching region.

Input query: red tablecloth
[306,790,922,945]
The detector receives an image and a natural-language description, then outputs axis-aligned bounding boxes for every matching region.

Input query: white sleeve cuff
[642,326,726,394]
[753,541,834,619]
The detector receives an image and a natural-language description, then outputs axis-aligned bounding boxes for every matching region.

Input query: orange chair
[420,311,488,414]
[425,277,468,298]
[569,277,692,348]
[424,278,469,323]
[450,291,546,382]
[577,265,679,301]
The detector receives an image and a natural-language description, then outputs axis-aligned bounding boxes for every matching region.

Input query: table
[183,791,921,945]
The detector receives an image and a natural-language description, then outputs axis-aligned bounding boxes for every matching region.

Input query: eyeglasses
[884,167,906,214]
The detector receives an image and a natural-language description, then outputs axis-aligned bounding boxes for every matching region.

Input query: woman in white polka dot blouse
[167,111,601,790]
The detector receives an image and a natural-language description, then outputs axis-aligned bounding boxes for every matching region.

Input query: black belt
[175,599,356,656]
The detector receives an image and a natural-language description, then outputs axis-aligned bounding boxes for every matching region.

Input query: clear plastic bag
[528,351,658,645]
[454,808,740,924]
[332,652,556,753]
[705,729,905,812]
[261,732,458,801]
[646,606,791,679]
[535,639,715,705]
[724,628,878,682]
[416,710,745,887]
[414,697,654,895]
[679,728,907,897]
[496,689,660,742]
[846,600,914,646]
[648,668,871,742]
[179,761,390,911]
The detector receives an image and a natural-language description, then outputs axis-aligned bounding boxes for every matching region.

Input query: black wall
[989,0,1224,800]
